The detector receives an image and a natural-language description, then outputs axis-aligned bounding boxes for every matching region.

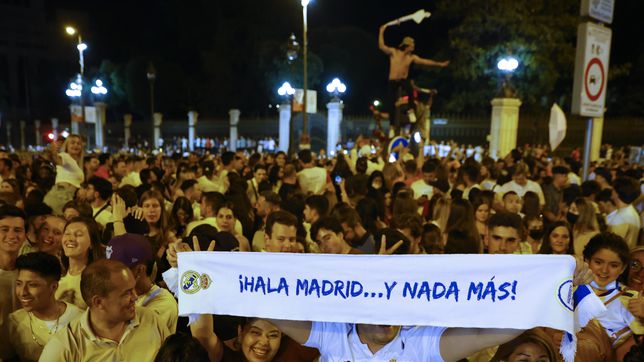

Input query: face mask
[566,212,579,225]
[529,228,545,240]
[372,183,382,190]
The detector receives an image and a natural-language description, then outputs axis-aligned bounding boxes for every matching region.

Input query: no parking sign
[571,22,612,118]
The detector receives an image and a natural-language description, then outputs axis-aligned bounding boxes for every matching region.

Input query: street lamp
[325,78,346,101]
[496,56,519,98]
[300,0,311,147]
[286,33,299,62]
[65,75,83,98]
[146,63,156,119]
[278,81,296,97]
[65,25,87,132]
[90,79,108,96]
[146,63,157,146]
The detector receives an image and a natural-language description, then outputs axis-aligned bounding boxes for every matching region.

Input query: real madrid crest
[181,270,212,294]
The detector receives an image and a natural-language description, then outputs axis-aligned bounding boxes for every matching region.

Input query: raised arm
[440,327,522,361]
[190,314,224,362]
[378,24,395,56]
[413,55,450,68]
[265,319,313,345]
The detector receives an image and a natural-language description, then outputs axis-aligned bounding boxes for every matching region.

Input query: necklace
[28,304,62,347]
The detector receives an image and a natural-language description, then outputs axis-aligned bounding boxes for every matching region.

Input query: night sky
[12,1,644,120]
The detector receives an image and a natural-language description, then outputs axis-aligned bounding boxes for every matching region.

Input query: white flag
[549,103,567,151]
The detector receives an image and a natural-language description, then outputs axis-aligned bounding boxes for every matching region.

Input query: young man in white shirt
[297,150,327,196]
[496,163,545,206]
[87,176,113,228]
[607,177,642,248]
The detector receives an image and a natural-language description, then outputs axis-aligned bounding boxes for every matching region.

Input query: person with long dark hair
[56,217,103,309]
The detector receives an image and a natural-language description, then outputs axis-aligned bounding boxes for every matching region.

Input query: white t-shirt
[410,179,433,200]
[92,204,113,228]
[496,180,545,205]
[297,167,327,195]
[607,205,641,249]
[304,322,446,362]
[55,152,84,188]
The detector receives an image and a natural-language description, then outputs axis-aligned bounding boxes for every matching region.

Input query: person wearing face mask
[523,216,545,254]
[569,198,600,258]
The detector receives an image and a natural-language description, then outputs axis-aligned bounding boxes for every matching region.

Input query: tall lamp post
[300,0,311,148]
[90,79,108,149]
[278,81,296,154]
[147,63,156,146]
[325,78,346,156]
[65,26,87,134]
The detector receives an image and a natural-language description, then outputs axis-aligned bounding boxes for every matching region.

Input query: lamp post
[65,74,82,134]
[65,26,87,133]
[325,78,346,156]
[300,0,311,148]
[147,63,156,146]
[490,55,522,159]
[278,81,296,154]
[496,56,519,98]
[90,79,108,149]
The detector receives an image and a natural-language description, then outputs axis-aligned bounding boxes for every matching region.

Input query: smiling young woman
[583,232,644,361]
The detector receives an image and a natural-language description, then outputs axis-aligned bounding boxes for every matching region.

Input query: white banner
[177,253,579,332]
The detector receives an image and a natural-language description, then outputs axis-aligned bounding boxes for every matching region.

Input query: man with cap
[39,259,170,361]
[106,233,178,333]
[378,21,449,133]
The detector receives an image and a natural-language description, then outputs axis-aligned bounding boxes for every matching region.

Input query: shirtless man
[379,22,449,133]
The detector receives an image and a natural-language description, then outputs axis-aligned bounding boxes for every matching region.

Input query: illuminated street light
[497,56,519,72]
[278,82,296,96]
[65,25,87,132]
[65,75,83,98]
[326,78,346,94]
[91,79,108,95]
[286,33,299,62]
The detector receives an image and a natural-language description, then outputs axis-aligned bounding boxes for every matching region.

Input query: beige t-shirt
[0,268,18,360]
[135,284,178,333]
[55,273,87,309]
[9,302,83,361]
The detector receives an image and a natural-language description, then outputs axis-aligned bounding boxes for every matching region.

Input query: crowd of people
[0,132,642,361]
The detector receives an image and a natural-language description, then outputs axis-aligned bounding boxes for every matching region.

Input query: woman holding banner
[583,232,644,360]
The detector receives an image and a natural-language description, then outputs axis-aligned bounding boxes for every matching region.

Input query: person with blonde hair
[569,197,600,257]
[495,162,545,207]
[44,135,85,215]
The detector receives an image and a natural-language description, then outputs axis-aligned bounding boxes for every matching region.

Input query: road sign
[581,0,614,24]
[571,22,612,118]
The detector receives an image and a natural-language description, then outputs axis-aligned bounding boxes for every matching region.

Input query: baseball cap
[106,233,154,268]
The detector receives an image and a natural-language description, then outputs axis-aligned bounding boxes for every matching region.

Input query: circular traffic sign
[584,57,605,102]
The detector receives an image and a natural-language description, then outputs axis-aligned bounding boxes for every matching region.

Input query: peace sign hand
[378,234,404,255]
[166,236,216,268]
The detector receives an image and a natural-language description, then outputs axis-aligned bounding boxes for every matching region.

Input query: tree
[432,0,579,113]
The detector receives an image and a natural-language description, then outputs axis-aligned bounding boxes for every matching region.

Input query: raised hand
[378,234,404,255]
[573,256,594,286]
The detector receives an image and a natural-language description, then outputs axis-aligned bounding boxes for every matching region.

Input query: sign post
[571,0,614,181]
